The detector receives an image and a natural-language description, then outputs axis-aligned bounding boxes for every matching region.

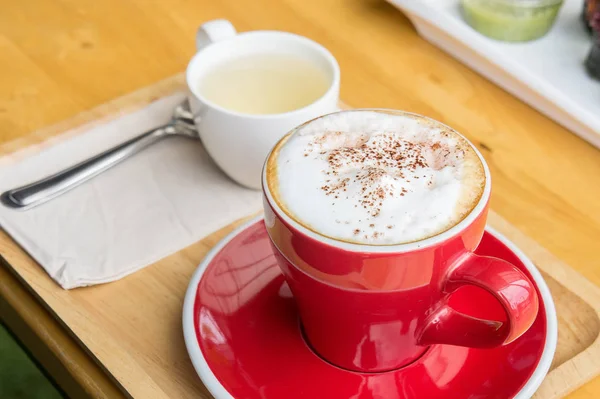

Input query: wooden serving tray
[1,74,600,399]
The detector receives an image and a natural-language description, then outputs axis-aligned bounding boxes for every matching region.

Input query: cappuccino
[266,110,485,245]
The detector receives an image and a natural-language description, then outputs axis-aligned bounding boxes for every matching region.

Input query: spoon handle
[1,124,176,210]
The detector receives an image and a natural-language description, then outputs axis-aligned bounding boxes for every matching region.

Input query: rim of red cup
[261,109,492,253]
[182,216,558,399]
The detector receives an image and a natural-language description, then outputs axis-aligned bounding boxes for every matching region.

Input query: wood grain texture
[0,0,599,397]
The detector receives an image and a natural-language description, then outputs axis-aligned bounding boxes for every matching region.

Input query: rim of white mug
[185,29,341,120]
[182,215,558,399]
[262,109,493,254]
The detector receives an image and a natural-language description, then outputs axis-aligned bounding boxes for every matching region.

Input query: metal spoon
[1,101,198,210]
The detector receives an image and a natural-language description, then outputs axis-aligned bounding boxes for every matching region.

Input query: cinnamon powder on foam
[267,111,485,245]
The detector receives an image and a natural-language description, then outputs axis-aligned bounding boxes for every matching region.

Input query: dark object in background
[585,8,600,80]
[586,36,600,80]
[583,0,599,33]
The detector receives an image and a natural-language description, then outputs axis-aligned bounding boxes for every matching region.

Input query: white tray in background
[387,0,600,148]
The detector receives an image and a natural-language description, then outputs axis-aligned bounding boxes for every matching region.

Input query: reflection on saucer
[199,228,280,315]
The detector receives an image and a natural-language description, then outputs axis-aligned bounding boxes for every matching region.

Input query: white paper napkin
[0,93,262,289]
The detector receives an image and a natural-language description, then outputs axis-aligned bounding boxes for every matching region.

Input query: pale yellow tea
[198,53,330,115]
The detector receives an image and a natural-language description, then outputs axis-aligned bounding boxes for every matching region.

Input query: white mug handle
[196,19,237,51]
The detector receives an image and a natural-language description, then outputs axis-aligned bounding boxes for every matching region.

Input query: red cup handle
[417,253,539,348]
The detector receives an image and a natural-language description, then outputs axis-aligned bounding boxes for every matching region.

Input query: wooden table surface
[0,0,599,397]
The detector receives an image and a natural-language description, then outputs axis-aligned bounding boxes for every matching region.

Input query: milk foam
[268,110,485,245]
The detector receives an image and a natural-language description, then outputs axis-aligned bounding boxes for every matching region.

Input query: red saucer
[183,218,557,399]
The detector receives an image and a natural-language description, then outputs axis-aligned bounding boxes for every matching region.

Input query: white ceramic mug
[186,19,341,189]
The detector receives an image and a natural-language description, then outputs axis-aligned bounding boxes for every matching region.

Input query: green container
[461,0,564,42]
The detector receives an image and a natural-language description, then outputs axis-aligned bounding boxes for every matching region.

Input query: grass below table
[0,322,63,399]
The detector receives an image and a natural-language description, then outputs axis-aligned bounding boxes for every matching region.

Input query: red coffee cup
[261,111,539,373]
